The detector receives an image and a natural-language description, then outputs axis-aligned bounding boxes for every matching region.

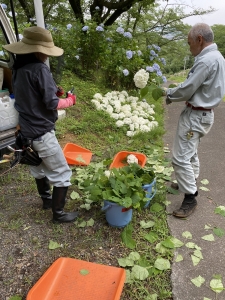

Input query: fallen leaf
[80,269,89,276]
[175,254,183,262]
[182,231,192,239]
[210,278,224,293]
[201,234,215,242]
[191,275,205,287]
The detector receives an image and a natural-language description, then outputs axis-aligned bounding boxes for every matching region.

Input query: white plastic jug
[0,95,19,131]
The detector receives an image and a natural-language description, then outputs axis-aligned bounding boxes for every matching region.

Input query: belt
[186,102,212,111]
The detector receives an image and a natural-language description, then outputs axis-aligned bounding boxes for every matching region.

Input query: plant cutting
[84,159,155,210]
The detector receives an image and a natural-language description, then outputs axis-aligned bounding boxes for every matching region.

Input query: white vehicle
[0,4,17,154]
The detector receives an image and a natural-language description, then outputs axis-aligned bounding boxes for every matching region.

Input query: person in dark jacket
[3,26,78,223]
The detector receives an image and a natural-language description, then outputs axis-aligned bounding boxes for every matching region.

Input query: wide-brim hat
[3,26,63,56]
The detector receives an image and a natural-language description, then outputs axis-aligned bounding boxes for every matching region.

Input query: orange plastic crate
[63,143,92,165]
[109,151,147,169]
[27,257,126,300]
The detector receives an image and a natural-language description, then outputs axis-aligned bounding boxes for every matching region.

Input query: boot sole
[172,204,197,218]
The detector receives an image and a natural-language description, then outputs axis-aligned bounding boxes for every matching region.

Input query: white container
[0,95,19,131]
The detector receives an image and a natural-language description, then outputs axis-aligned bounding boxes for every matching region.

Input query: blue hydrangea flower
[96,26,104,32]
[146,66,154,72]
[126,50,133,59]
[82,26,89,31]
[18,34,23,40]
[149,56,154,61]
[0,50,4,56]
[106,37,112,42]
[137,50,142,56]
[123,69,129,76]
[153,63,160,71]
[150,50,156,56]
[147,45,152,49]
[95,6,100,10]
[153,44,161,51]
[161,58,166,65]
[157,70,162,76]
[75,55,80,60]
[67,24,72,30]
[162,76,167,83]
[30,18,36,22]
[1,3,7,9]
[123,32,132,38]
[116,27,124,34]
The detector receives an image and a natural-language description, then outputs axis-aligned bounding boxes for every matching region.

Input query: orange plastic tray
[63,143,92,165]
[109,151,147,169]
[27,257,126,300]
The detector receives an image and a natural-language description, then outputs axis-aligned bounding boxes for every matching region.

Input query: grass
[0,70,184,299]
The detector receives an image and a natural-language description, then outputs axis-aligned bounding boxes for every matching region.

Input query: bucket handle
[144,179,157,200]
[101,204,112,211]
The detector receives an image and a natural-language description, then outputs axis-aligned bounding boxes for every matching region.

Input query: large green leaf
[152,88,164,100]
[121,224,136,249]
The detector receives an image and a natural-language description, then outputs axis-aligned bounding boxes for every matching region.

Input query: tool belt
[10,131,42,168]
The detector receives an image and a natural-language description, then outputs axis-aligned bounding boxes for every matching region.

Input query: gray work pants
[172,106,214,194]
[29,131,72,187]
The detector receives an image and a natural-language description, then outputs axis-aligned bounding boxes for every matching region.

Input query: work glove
[56,86,64,97]
[166,96,172,105]
[67,92,76,105]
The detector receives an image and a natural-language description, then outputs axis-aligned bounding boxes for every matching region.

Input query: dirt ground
[0,160,133,300]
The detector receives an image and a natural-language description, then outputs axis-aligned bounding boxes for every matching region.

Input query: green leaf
[210,278,224,293]
[193,249,203,259]
[154,258,171,270]
[86,218,95,227]
[185,242,196,249]
[140,86,150,98]
[201,234,215,241]
[213,227,225,238]
[182,231,192,239]
[214,206,225,217]
[191,275,205,287]
[175,254,183,262]
[144,232,158,243]
[131,265,149,280]
[150,203,163,213]
[170,237,184,248]
[48,240,61,250]
[80,203,91,210]
[199,186,210,191]
[203,298,211,300]
[191,255,201,266]
[9,297,22,300]
[155,242,171,255]
[168,84,177,88]
[204,224,212,230]
[128,252,140,261]
[78,221,87,228]
[125,270,133,283]
[140,220,155,229]
[167,187,180,195]
[201,179,209,185]
[70,191,80,200]
[80,269,89,276]
[117,258,134,267]
[161,238,175,249]
[152,88,164,101]
[145,294,158,300]
[121,224,136,249]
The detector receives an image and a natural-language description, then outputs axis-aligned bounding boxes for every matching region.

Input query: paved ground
[164,101,225,300]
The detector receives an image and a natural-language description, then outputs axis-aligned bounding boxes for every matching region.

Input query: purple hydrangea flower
[149,56,154,61]
[123,32,132,38]
[153,44,161,51]
[153,63,160,71]
[1,3,7,9]
[96,26,104,32]
[75,55,80,60]
[150,50,156,56]
[123,69,129,76]
[161,58,166,65]
[82,26,89,31]
[157,70,162,76]
[116,27,124,34]
[162,76,167,83]
[126,50,133,59]
[146,66,154,72]
[67,24,72,30]
[137,50,142,56]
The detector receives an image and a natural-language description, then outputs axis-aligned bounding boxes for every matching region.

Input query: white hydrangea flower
[104,170,111,178]
[116,120,124,127]
[123,118,132,125]
[121,90,128,97]
[124,111,132,118]
[118,112,125,119]
[127,154,138,164]
[133,69,149,89]
[140,125,150,132]
[129,123,135,131]
[126,131,135,137]
[106,105,113,114]
[111,113,120,120]
[94,93,103,100]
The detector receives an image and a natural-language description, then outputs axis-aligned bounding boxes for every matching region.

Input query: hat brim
[3,41,63,57]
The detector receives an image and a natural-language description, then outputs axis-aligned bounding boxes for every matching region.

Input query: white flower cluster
[127,154,138,164]
[91,91,158,137]
[133,69,149,89]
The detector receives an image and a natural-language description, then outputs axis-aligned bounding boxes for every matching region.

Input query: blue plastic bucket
[101,200,133,228]
[143,178,157,208]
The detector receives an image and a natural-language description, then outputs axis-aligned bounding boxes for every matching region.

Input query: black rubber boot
[173,193,197,218]
[52,186,78,223]
[35,177,52,209]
